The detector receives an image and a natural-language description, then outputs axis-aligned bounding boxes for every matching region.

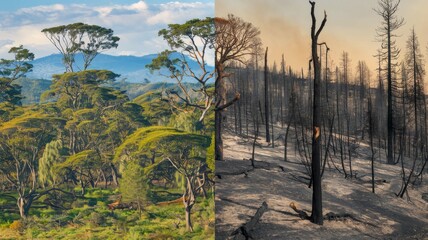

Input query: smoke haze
[216,0,428,80]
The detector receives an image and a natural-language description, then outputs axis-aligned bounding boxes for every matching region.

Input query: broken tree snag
[314,126,320,140]
[231,201,268,240]
[324,212,354,221]
[264,46,270,143]
[289,202,310,220]
[323,212,379,228]
[216,168,255,178]
[309,0,327,226]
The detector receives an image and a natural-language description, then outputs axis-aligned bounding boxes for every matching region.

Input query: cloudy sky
[0,0,214,60]
[217,0,428,80]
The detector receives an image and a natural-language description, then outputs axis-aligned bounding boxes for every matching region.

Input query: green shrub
[39,208,56,218]
[88,212,105,228]
[24,227,43,239]
[88,198,97,207]
[71,198,86,208]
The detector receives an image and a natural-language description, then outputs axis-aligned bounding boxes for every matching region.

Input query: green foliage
[0,45,34,80]
[206,134,215,173]
[0,110,65,133]
[148,18,215,124]
[158,18,214,50]
[41,70,120,109]
[0,103,23,122]
[0,78,22,106]
[88,212,105,228]
[119,161,149,213]
[0,187,214,239]
[0,108,65,219]
[114,126,210,167]
[0,19,214,238]
[113,126,176,163]
[58,150,100,169]
[14,78,51,105]
[103,102,149,141]
[169,111,201,132]
[42,22,119,71]
[38,139,64,187]
[174,171,186,191]
[134,90,172,125]
[146,50,180,74]
[91,87,128,107]
[0,45,34,106]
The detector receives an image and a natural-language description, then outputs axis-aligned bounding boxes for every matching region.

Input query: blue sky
[1,0,212,11]
[0,0,214,61]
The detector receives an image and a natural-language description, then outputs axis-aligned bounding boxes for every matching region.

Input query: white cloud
[159,2,210,10]
[147,10,174,25]
[0,24,54,59]
[130,1,149,11]
[0,39,14,48]
[118,50,138,56]
[0,39,15,56]
[147,2,213,25]
[95,1,148,17]
[16,4,65,14]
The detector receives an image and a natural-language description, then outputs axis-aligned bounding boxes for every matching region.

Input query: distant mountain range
[27,52,214,83]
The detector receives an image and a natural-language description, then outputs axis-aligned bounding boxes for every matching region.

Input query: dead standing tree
[374,0,405,164]
[264,47,270,143]
[214,15,261,161]
[309,0,327,225]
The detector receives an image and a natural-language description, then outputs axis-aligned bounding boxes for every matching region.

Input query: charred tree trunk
[309,1,327,225]
[264,47,270,143]
[369,95,376,193]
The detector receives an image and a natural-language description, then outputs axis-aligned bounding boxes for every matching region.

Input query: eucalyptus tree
[41,70,120,111]
[80,24,120,70]
[42,23,119,72]
[0,45,34,106]
[41,70,146,188]
[0,110,65,218]
[158,133,210,232]
[114,126,210,232]
[147,18,215,124]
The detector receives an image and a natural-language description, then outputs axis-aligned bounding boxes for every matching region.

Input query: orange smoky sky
[216,0,428,81]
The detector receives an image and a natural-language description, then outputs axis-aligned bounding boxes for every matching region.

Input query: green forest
[0,19,215,239]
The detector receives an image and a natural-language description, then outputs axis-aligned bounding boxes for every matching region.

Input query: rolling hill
[27,52,214,83]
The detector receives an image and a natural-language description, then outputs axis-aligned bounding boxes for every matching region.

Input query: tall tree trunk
[369,95,376,193]
[215,110,223,161]
[309,1,327,225]
[185,206,193,232]
[264,47,270,143]
[183,176,195,232]
[110,163,119,187]
[387,18,394,164]
[17,197,28,219]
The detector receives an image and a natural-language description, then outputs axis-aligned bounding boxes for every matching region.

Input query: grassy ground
[0,188,214,239]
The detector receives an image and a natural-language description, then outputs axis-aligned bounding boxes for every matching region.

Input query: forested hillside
[0,19,215,239]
